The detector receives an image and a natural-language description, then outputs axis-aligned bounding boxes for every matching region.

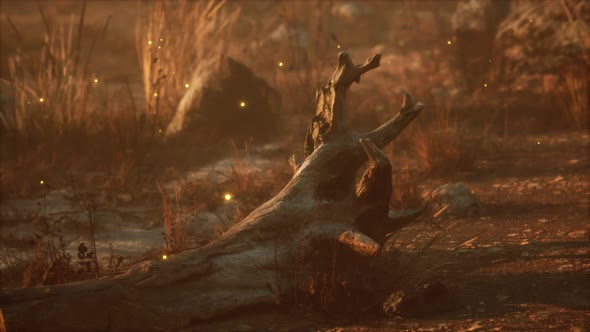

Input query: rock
[493,1,590,93]
[383,282,458,318]
[427,183,482,218]
[165,56,280,142]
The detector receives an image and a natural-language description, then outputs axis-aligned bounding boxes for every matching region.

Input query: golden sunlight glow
[148,40,152,45]
[94,78,98,83]
[278,62,284,67]
[224,193,232,201]
[39,98,44,103]
[40,180,44,184]
[154,93,158,97]
[239,101,246,108]
[185,83,189,88]
[162,254,168,260]
[447,40,452,45]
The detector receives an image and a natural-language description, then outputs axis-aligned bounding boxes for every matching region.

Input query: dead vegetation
[0,0,588,330]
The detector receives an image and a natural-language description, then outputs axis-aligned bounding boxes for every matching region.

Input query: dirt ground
[192,132,590,331]
[1,1,589,331]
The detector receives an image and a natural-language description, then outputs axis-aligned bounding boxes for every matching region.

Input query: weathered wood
[0,52,424,331]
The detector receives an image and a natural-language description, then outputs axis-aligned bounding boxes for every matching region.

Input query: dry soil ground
[193,132,590,331]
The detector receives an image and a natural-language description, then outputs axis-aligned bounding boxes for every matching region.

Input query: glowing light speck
[158,46,161,49]
[337,45,341,49]
[39,98,44,103]
[162,254,168,260]
[154,93,158,97]
[484,83,488,88]
[537,141,540,145]
[278,62,284,67]
[239,101,246,108]
[447,40,452,45]
[40,180,44,185]
[160,38,163,42]
[148,40,152,45]
[185,83,189,88]
[224,193,232,201]
[94,78,98,83]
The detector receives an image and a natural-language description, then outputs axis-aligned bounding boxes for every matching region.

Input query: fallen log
[0,52,424,331]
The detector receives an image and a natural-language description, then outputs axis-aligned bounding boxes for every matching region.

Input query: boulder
[165,56,280,142]
[493,0,590,93]
[427,183,482,218]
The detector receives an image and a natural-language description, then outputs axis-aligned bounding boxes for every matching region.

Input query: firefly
[447,40,452,45]
[94,78,98,83]
[337,45,341,49]
[185,83,189,88]
[484,83,488,88]
[239,101,246,108]
[39,98,44,103]
[148,40,152,45]
[158,46,161,49]
[160,38,163,42]
[537,141,540,145]
[40,180,44,185]
[224,193,232,201]
[278,62,284,67]
[162,254,168,260]
[158,129,162,133]
[154,93,158,97]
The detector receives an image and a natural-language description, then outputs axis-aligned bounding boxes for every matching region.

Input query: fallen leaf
[496,294,510,302]
[549,175,565,183]
[466,322,483,331]
[568,230,588,238]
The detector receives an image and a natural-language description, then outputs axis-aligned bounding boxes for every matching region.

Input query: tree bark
[0,52,424,331]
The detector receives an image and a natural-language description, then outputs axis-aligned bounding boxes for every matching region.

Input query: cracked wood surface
[0,52,424,331]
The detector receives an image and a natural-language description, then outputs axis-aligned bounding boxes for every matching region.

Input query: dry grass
[0,3,109,137]
[390,166,423,210]
[135,0,239,130]
[561,67,589,129]
[157,180,187,254]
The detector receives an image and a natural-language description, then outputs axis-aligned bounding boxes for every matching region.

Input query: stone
[493,1,590,93]
[427,183,482,218]
[383,282,458,318]
[165,56,280,142]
